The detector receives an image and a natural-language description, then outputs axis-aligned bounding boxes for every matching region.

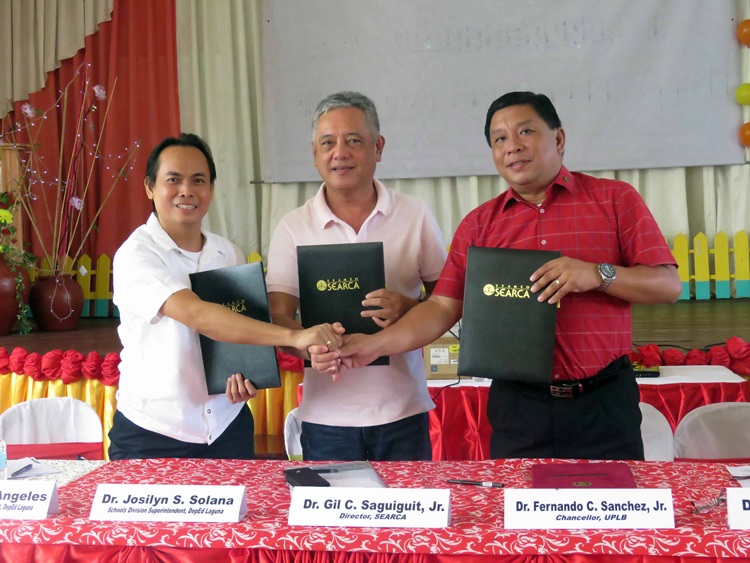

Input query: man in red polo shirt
[314,91,681,460]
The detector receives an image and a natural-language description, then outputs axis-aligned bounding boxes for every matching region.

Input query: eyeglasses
[691,488,727,515]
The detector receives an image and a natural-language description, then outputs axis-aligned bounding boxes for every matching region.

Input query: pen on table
[10,463,33,478]
[446,478,504,488]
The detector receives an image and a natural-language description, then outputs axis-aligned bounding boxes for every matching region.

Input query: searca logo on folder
[482,283,532,299]
[316,277,362,292]
[220,298,247,313]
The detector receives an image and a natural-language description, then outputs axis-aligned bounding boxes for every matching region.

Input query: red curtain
[4,0,180,264]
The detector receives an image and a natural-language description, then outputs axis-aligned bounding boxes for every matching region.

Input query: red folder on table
[531,463,637,489]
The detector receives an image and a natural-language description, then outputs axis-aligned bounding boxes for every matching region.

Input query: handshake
[308,333,382,382]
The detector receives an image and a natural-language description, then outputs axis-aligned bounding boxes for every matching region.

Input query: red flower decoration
[82,351,103,380]
[277,348,304,373]
[9,347,29,374]
[726,336,750,360]
[61,349,85,384]
[0,347,10,375]
[707,345,731,367]
[661,348,686,366]
[41,350,64,380]
[726,336,750,376]
[626,349,641,365]
[24,352,42,380]
[100,352,121,386]
[637,343,662,367]
[685,349,709,365]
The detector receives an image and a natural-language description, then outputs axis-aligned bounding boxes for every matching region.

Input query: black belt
[534,355,631,399]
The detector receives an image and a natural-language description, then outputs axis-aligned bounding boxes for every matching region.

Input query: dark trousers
[108,405,255,460]
[487,357,644,460]
[300,412,432,462]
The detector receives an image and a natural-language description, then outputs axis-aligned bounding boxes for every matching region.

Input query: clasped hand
[360,288,419,328]
[306,288,418,380]
[530,256,603,304]
[308,333,379,382]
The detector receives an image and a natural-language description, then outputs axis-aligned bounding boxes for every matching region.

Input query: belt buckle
[550,385,574,398]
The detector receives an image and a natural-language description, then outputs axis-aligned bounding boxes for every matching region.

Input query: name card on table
[0,480,58,520]
[89,484,247,523]
[505,488,674,529]
[727,488,750,529]
[289,487,451,527]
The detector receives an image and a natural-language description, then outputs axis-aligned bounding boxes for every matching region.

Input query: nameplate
[289,487,451,527]
[504,488,674,529]
[89,484,247,522]
[0,480,58,520]
[727,488,750,529]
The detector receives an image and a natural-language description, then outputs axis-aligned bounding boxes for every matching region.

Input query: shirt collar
[145,213,223,258]
[498,165,575,211]
[311,178,391,229]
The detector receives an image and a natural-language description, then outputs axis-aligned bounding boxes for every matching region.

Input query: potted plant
[0,189,34,335]
[1,65,140,331]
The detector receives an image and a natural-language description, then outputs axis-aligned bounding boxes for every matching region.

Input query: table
[0,458,748,561]
[22,459,107,486]
[428,366,750,461]
[637,366,750,430]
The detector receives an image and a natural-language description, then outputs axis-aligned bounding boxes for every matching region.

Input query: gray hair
[311,91,381,142]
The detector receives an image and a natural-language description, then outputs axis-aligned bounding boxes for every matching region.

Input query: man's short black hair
[145,133,217,185]
[484,92,562,146]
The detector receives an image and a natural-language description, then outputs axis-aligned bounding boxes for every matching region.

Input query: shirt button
[554,374,561,380]
[541,240,547,245]
[208,435,212,441]
[207,409,212,414]
[539,208,545,214]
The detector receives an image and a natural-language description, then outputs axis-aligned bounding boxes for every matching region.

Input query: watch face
[600,263,616,279]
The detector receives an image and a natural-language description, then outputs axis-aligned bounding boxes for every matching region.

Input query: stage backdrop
[261,0,742,182]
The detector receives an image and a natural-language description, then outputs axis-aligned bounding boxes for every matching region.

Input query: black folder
[297,242,389,365]
[457,247,560,383]
[189,262,281,394]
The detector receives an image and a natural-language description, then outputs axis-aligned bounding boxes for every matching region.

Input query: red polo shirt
[435,166,677,381]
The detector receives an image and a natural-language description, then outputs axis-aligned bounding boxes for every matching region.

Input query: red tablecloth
[638,380,750,431]
[296,377,750,462]
[428,380,750,461]
[0,458,748,562]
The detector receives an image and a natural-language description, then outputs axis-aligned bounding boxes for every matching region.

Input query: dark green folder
[297,242,389,366]
[189,262,281,394]
[458,247,560,383]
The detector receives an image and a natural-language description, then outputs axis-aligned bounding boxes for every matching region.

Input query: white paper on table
[7,457,59,479]
[643,366,744,384]
[308,461,386,488]
[727,466,750,488]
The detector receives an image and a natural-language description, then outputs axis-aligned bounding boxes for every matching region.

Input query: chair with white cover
[0,397,104,460]
[639,402,674,461]
[674,402,750,460]
[284,407,303,461]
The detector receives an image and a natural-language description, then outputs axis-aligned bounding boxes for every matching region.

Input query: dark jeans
[487,356,644,460]
[108,405,255,460]
[300,412,432,461]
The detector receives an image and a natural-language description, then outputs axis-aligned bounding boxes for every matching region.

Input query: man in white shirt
[110,133,342,459]
[266,92,447,461]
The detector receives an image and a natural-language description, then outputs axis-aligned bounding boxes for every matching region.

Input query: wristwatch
[597,263,617,290]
